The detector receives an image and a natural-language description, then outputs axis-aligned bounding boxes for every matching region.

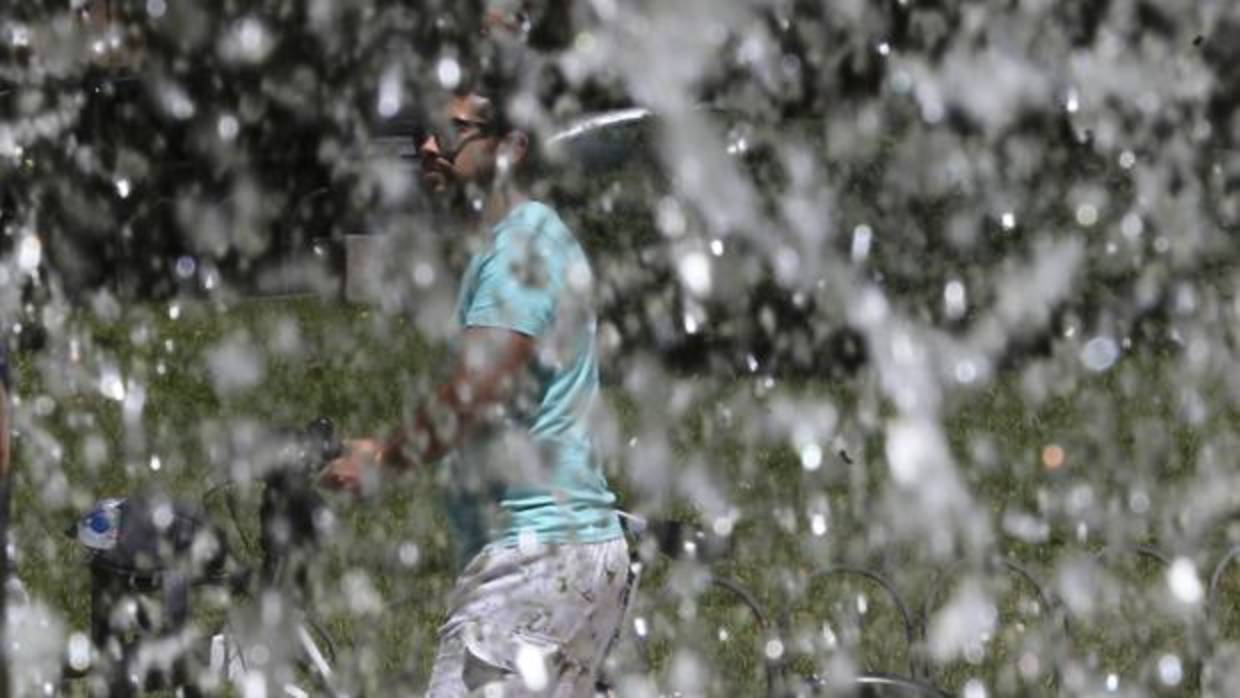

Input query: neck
[479,181,529,228]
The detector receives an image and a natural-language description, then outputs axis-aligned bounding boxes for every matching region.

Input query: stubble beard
[421,167,494,222]
[418,178,495,271]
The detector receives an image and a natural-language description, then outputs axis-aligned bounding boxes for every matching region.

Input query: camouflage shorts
[425,537,631,698]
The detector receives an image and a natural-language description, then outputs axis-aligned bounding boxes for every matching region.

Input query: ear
[498,130,528,164]
[498,130,529,171]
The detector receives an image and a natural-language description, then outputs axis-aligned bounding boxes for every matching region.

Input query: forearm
[376,408,445,471]
[377,379,484,471]
[374,327,534,472]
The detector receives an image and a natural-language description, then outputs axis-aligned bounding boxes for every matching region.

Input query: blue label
[77,498,124,551]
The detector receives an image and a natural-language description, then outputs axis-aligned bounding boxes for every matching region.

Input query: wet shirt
[447,201,622,560]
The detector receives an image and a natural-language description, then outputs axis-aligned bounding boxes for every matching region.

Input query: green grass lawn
[12,297,1240,696]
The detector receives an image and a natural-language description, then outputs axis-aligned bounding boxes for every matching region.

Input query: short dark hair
[464,44,522,133]
[462,14,556,186]
[482,89,547,187]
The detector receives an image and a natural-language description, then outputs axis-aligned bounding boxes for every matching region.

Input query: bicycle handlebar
[266,416,343,483]
[256,417,342,583]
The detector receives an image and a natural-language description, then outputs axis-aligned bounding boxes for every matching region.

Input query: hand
[319,438,382,496]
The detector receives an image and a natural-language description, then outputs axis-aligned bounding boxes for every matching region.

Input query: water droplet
[236,18,271,62]
[1000,211,1016,230]
[633,617,648,637]
[822,623,837,647]
[149,455,162,471]
[218,114,239,141]
[851,224,873,263]
[99,368,126,402]
[709,239,724,256]
[437,57,461,90]
[378,67,402,117]
[160,82,196,119]
[17,235,41,272]
[1167,557,1203,604]
[33,395,53,416]
[169,303,181,320]
[414,262,435,288]
[810,513,827,536]
[657,197,687,237]
[67,633,91,672]
[1105,673,1119,691]
[944,279,967,319]
[920,91,945,124]
[9,25,29,48]
[515,642,550,691]
[886,418,945,485]
[726,131,749,155]
[1118,150,1136,169]
[152,503,175,529]
[207,335,265,394]
[115,179,131,199]
[1065,89,1080,113]
[1075,203,1098,227]
[677,251,711,297]
[800,443,823,471]
[242,670,266,698]
[764,638,784,660]
[1121,213,1143,239]
[574,31,597,52]
[877,42,891,56]
[962,679,987,698]
[1080,336,1119,372]
[1157,654,1183,686]
[175,256,197,279]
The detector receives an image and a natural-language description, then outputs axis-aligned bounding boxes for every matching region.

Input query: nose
[419,134,442,160]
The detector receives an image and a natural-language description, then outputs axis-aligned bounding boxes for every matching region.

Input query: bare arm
[320,327,536,491]
[380,326,536,468]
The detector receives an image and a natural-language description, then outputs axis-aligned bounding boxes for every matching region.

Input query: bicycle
[607,511,960,697]
[65,417,345,697]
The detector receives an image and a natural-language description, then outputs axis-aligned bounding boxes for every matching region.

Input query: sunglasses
[413,117,499,163]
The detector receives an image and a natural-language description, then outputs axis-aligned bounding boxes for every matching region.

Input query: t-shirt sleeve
[463,229,560,338]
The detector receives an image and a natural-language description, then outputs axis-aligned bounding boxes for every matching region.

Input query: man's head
[417,90,532,210]
[416,5,537,208]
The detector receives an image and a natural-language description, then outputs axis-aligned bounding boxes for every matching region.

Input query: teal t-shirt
[447,200,622,560]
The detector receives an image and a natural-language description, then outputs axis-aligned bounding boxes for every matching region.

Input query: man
[320,87,628,697]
